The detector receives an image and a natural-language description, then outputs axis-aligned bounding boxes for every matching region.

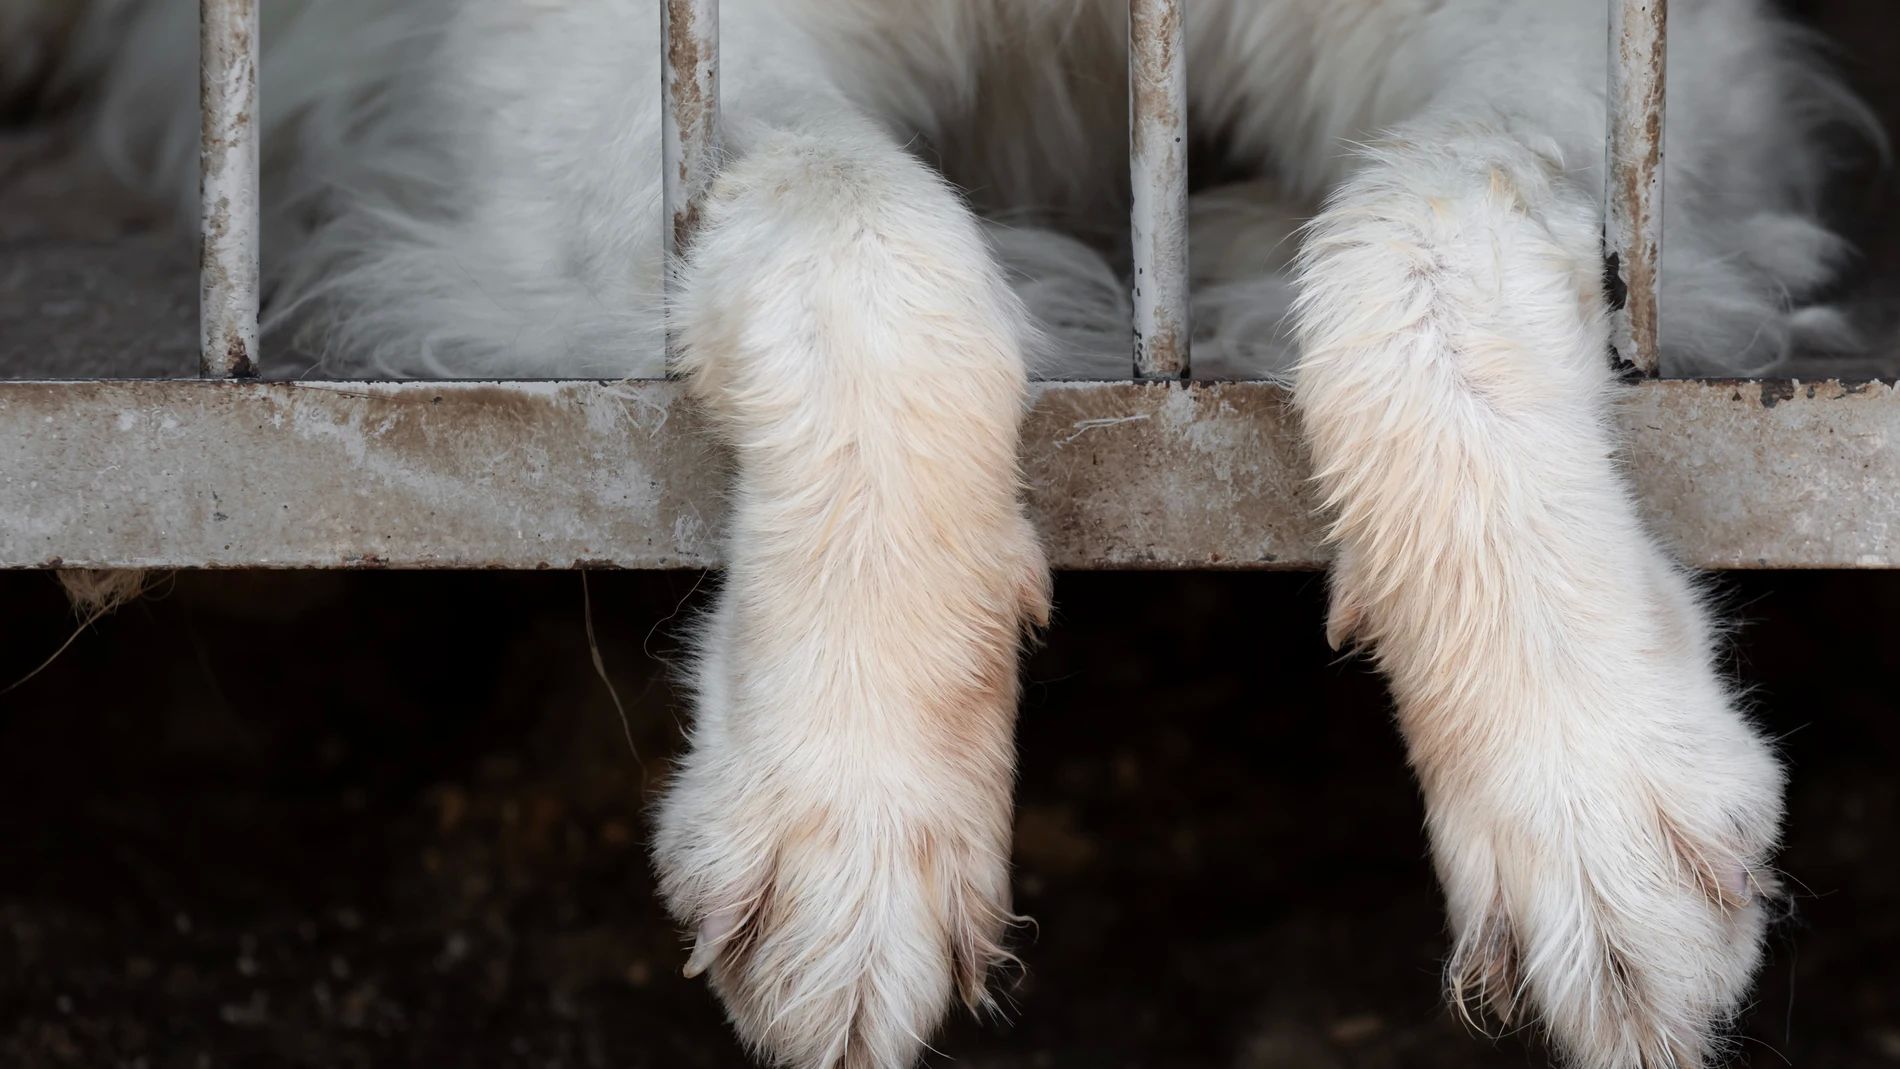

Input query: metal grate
[191,0,1670,382]
[7,0,1890,573]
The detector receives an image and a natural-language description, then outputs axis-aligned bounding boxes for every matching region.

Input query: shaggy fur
[6,0,1875,1065]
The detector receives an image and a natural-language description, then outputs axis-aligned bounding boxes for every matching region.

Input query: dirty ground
[0,570,1894,1068]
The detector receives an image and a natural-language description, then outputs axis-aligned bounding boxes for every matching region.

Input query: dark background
[0,569,1895,1068]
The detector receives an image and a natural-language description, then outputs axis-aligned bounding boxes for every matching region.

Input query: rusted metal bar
[661,0,719,273]
[1128,0,1190,379]
[1,379,1893,571]
[661,0,719,372]
[1606,0,1667,375]
[198,0,260,379]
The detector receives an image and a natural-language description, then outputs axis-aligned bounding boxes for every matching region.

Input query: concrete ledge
[0,378,1893,570]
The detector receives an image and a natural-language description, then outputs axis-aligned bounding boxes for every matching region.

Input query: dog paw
[649,634,1033,1069]
[1428,725,1783,1068]
[654,740,1018,1068]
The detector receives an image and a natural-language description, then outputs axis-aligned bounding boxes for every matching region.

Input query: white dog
[7,1,1873,1066]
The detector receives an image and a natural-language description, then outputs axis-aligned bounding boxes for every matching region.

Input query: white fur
[1297,124,1783,1067]
[14,0,1872,1065]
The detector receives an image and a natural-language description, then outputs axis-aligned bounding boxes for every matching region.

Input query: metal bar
[198,0,260,379]
[661,0,719,372]
[2,379,1894,571]
[1128,0,1191,379]
[1605,0,1667,375]
[661,0,719,290]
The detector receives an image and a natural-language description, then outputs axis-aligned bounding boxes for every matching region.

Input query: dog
[5,1,1877,1065]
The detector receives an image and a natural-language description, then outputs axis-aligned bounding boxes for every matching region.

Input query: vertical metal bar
[1605,0,1667,376]
[1128,0,1190,380]
[662,0,720,369]
[199,0,260,379]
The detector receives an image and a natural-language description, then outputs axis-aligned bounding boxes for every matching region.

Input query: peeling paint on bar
[199,0,260,378]
[661,0,719,371]
[1606,0,1667,375]
[0,379,1892,571]
[662,0,719,261]
[1128,0,1191,379]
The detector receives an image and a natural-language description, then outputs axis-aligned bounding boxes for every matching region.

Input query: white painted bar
[660,0,720,370]
[1606,0,1667,375]
[661,0,720,258]
[198,0,260,378]
[1128,0,1191,379]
